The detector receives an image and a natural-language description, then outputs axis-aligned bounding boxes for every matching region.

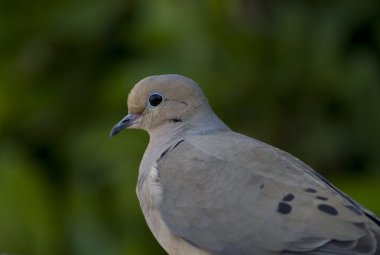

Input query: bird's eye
[148,93,164,107]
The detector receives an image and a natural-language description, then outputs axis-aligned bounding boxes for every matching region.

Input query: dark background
[0,1,379,254]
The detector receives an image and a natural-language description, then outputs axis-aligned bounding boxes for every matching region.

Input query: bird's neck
[148,109,229,145]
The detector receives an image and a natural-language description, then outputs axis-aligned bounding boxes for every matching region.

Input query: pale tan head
[110,74,212,137]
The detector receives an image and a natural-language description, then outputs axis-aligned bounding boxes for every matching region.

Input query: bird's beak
[109,113,141,138]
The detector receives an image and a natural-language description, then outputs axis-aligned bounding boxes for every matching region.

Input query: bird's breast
[136,163,210,255]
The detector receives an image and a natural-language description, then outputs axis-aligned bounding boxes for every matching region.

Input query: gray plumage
[111,74,380,255]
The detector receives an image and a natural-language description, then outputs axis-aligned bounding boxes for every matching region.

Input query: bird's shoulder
[157,130,319,188]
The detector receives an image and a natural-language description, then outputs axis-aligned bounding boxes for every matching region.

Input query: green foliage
[0,0,379,254]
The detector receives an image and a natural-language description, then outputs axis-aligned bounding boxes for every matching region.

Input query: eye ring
[148,93,164,107]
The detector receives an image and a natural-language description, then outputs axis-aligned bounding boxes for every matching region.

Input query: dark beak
[109,113,140,138]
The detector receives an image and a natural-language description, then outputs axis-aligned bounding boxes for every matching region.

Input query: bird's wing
[156,131,380,255]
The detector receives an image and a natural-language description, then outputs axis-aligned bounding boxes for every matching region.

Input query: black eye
[148,93,163,107]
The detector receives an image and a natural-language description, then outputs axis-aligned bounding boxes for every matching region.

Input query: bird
[110,74,380,255]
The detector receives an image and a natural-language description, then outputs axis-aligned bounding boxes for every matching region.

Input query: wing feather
[157,131,380,254]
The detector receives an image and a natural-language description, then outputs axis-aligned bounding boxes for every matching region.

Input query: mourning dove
[110,74,380,255]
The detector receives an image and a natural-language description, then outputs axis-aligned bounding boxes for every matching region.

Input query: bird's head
[110,74,210,137]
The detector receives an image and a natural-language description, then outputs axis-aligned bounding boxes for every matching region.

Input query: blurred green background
[0,0,380,254]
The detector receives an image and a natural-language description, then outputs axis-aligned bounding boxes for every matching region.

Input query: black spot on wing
[304,168,380,226]
[170,118,182,123]
[318,204,338,216]
[277,202,292,215]
[316,196,328,201]
[304,170,362,207]
[304,188,317,193]
[282,194,295,202]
